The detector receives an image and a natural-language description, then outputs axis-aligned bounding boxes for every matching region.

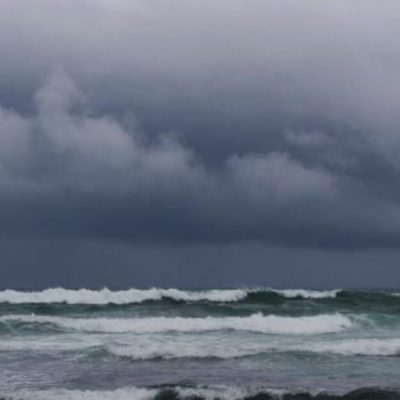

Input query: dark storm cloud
[1,0,400,248]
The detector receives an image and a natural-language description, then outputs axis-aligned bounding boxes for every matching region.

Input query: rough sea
[1,288,400,400]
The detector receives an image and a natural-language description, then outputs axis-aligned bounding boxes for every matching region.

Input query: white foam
[0,287,342,304]
[0,288,248,304]
[107,346,257,360]
[1,387,157,400]
[269,289,341,299]
[107,337,400,359]
[299,338,400,356]
[3,330,399,360]
[0,335,103,352]
[0,386,287,400]
[176,386,286,400]
[0,313,353,335]
[0,333,265,359]
[106,339,264,360]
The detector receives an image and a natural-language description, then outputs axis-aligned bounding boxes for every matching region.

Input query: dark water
[1,288,400,400]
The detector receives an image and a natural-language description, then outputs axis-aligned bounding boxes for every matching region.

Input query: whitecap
[0,313,354,335]
[0,287,248,304]
[298,338,400,356]
[268,288,341,299]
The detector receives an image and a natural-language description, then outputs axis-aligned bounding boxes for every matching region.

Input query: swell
[0,288,249,304]
[2,386,400,400]
[0,312,353,335]
[2,336,400,360]
[2,289,400,320]
[93,338,400,361]
[0,287,341,305]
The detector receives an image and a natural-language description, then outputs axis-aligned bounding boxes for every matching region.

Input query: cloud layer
[1,0,400,248]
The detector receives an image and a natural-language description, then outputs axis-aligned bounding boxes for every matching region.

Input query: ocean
[1,288,400,400]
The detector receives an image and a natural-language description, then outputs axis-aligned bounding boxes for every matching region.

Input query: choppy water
[1,288,400,400]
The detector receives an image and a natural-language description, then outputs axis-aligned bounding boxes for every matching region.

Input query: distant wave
[0,313,353,335]
[0,288,248,304]
[268,288,340,299]
[3,386,400,400]
[0,287,341,305]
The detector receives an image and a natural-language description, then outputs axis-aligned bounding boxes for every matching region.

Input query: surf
[0,287,342,305]
[0,313,354,335]
[3,386,400,400]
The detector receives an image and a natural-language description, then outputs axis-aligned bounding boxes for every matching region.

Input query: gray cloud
[1,1,400,249]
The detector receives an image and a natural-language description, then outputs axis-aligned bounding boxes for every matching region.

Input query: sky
[1,0,400,288]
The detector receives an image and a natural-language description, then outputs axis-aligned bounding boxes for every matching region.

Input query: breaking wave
[105,338,400,360]
[0,288,248,304]
[0,287,341,305]
[268,289,340,299]
[301,338,400,356]
[2,386,400,400]
[0,313,353,335]
[104,344,262,360]
[2,336,400,360]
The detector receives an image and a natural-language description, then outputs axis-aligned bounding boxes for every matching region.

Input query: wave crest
[100,337,400,360]
[0,313,353,335]
[0,288,249,304]
[268,288,340,299]
[302,338,400,356]
[0,287,341,305]
[2,386,400,400]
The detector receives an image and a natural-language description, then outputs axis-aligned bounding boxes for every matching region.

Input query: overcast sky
[1,0,400,288]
